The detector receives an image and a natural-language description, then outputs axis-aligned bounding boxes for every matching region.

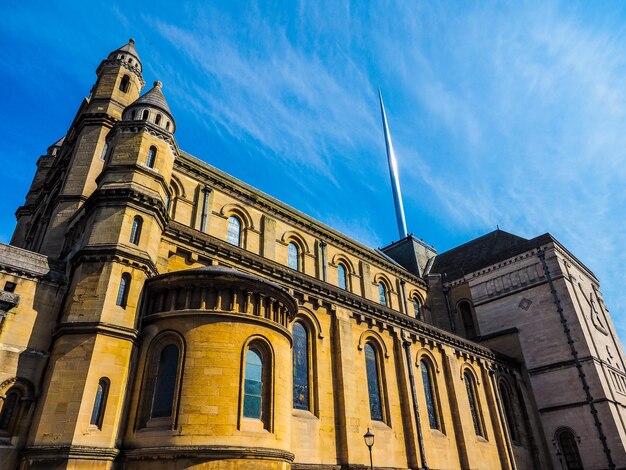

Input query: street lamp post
[363,428,375,470]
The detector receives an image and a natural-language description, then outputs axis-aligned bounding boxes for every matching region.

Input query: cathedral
[0,39,624,470]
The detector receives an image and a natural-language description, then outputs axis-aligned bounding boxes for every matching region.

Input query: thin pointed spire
[378,87,408,239]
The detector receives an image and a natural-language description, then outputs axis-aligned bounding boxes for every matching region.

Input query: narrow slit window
[421,360,441,430]
[293,322,309,410]
[130,216,143,245]
[288,242,299,270]
[116,273,131,308]
[119,74,130,93]
[464,371,484,437]
[243,348,263,419]
[155,114,162,125]
[413,297,422,319]
[365,343,383,421]
[337,263,347,290]
[142,109,149,120]
[378,282,387,307]
[90,378,109,428]
[459,301,477,339]
[227,216,241,246]
[151,344,180,418]
[100,142,108,161]
[499,383,518,442]
[146,146,157,168]
[0,390,20,431]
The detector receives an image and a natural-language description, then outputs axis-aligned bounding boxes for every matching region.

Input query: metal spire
[378,87,408,239]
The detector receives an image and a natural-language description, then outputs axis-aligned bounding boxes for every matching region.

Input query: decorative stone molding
[142,265,298,331]
[123,445,295,462]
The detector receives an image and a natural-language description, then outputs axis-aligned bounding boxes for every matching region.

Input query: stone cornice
[123,445,295,462]
[69,244,158,276]
[174,155,426,288]
[54,321,139,343]
[21,445,120,461]
[113,120,180,156]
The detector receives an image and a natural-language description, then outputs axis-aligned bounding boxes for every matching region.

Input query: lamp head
[363,428,375,448]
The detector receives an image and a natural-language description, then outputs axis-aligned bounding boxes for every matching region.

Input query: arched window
[459,301,477,339]
[243,348,265,420]
[420,359,441,430]
[146,146,157,169]
[151,344,180,418]
[155,114,162,125]
[100,142,108,161]
[364,343,384,421]
[116,273,131,308]
[119,74,130,93]
[293,322,309,410]
[0,389,20,432]
[131,110,137,120]
[378,282,387,307]
[337,263,347,290]
[556,428,583,470]
[142,109,149,120]
[288,242,299,270]
[130,216,143,245]
[413,297,423,320]
[166,121,171,131]
[227,216,241,246]
[464,371,484,437]
[499,382,518,442]
[90,378,109,429]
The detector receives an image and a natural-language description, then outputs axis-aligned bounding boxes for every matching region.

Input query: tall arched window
[130,216,143,245]
[227,216,241,246]
[155,114,162,125]
[364,343,384,421]
[0,389,20,432]
[131,110,137,120]
[100,142,108,161]
[464,371,484,437]
[420,359,441,430]
[142,109,149,120]
[146,146,157,169]
[556,428,583,470]
[293,322,309,410]
[119,74,130,93]
[90,378,109,429]
[243,348,264,420]
[499,382,518,442]
[151,344,180,418]
[116,273,131,308]
[413,297,423,320]
[337,263,347,290]
[459,301,477,339]
[288,242,299,270]
[378,282,387,307]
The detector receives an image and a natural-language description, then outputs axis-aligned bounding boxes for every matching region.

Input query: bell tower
[25,40,145,258]
[24,81,178,468]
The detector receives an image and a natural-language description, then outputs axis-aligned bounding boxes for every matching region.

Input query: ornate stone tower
[11,39,145,258]
[22,77,178,468]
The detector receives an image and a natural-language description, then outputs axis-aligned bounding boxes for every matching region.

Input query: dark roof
[130,81,172,116]
[430,229,531,280]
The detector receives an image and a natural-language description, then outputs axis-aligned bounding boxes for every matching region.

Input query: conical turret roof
[108,38,141,63]
[123,80,176,133]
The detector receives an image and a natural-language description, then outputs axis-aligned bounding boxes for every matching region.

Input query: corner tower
[23,81,177,469]
[16,40,145,258]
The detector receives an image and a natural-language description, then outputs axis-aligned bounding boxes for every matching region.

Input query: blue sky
[2,1,626,344]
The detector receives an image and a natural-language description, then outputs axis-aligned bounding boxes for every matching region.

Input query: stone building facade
[0,39,624,469]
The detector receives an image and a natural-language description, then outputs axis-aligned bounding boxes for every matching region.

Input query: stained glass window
[244,349,263,419]
[464,371,483,436]
[293,322,309,410]
[378,283,387,306]
[338,264,347,290]
[146,146,157,168]
[130,216,142,245]
[499,383,518,442]
[421,360,439,430]
[288,242,299,270]
[0,391,19,431]
[227,216,241,246]
[558,429,583,470]
[151,344,179,418]
[365,344,383,421]
[90,378,109,428]
[413,298,422,319]
[116,274,131,308]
